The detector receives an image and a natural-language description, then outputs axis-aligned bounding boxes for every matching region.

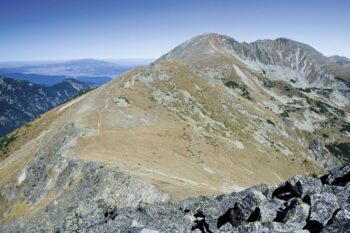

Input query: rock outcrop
[1,161,349,232]
[309,139,338,170]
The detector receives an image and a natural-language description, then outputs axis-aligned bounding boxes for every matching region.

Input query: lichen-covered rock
[324,163,350,186]
[282,198,310,229]
[309,193,340,226]
[234,222,265,233]
[259,198,286,222]
[241,191,267,210]
[321,220,350,233]
[333,208,350,223]
[216,191,266,229]
[267,222,310,233]
[289,176,323,198]
[323,184,350,208]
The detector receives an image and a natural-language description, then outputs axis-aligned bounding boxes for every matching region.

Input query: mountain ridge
[161,33,350,88]
[0,33,349,232]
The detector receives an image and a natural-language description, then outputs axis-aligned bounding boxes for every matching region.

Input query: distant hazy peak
[63,59,118,66]
[330,55,350,60]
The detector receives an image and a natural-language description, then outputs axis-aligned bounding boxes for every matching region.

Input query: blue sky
[0,0,349,61]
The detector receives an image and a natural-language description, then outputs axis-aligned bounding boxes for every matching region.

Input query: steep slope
[161,33,350,163]
[0,33,349,230]
[162,34,350,88]
[0,77,95,137]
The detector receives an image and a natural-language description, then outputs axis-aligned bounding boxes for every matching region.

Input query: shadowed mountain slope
[0,77,95,137]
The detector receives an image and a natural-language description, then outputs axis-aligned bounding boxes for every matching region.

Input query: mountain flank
[0,33,349,232]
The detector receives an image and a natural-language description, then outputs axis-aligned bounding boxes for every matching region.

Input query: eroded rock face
[309,139,338,170]
[1,161,350,232]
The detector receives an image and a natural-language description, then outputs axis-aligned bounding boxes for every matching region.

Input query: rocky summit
[0,33,350,232]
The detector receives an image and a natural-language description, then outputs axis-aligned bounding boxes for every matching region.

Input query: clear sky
[0,0,349,61]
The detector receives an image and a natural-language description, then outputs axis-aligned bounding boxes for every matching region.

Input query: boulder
[217,191,266,229]
[258,198,285,222]
[321,220,350,233]
[282,198,310,229]
[333,208,350,222]
[268,222,310,233]
[323,184,350,207]
[324,163,350,186]
[289,176,323,199]
[235,222,266,233]
[309,193,340,226]
[217,202,248,228]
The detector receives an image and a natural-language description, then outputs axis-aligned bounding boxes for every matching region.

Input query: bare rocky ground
[1,148,349,232]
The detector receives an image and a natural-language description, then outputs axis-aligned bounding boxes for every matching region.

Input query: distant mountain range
[0,76,95,137]
[0,59,151,136]
[329,55,350,69]
[0,73,111,86]
[0,59,148,85]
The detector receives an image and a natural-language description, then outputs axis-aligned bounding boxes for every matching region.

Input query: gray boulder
[268,222,310,233]
[288,175,323,199]
[217,191,266,229]
[324,163,350,186]
[323,184,350,207]
[321,220,350,233]
[309,193,340,226]
[259,198,286,222]
[282,198,310,229]
[333,208,350,222]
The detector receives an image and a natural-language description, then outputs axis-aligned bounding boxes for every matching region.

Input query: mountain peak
[160,33,350,86]
[191,32,231,41]
[159,33,232,62]
[63,58,117,66]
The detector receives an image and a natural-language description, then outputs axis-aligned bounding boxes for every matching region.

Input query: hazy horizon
[1,0,349,61]
[0,58,155,68]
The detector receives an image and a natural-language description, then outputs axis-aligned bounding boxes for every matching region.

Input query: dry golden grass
[68,61,322,198]
[0,58,323,200]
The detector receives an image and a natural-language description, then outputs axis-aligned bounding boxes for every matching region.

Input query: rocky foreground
[2,161,349,232]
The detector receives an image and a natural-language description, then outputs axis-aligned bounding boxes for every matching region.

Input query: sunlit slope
[4,33,350,224]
